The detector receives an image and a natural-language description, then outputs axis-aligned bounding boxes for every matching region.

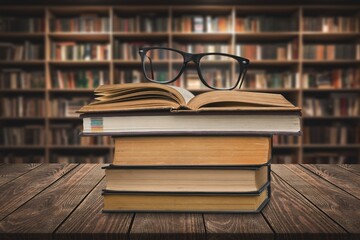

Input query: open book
[79,83,301,135]
[77,83,300,113]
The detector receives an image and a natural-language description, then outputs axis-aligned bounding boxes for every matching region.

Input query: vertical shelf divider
[45,7,51,163]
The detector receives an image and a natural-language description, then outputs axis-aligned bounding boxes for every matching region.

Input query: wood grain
[0,164,77,221]
[302,164,360,199]
[262,172,347,240]
[0,164,41,187]
[338,164,360,176]
[0,164,103,240]
[204,214,273,240]
[55,179,133,240]
[273,165,360,235]
[130,213,206,240]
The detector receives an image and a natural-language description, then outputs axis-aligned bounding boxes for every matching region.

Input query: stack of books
[78,83,301,212]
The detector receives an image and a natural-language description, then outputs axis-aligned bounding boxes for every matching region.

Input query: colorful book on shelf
[78,83,301,135]
[112,136,271,166]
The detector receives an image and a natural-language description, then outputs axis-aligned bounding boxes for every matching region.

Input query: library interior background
[0,2,359,164]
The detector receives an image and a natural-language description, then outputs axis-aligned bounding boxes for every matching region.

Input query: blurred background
[0,0,359,163]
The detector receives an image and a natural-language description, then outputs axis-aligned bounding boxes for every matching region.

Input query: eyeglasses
[138,47,250,90]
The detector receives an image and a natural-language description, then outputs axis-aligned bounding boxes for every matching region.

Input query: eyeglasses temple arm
[238,67,248,89]
[145,55,155,79]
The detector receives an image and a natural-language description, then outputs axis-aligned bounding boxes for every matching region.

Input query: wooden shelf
[48,60,110,66]
[0,145,45,150]
[49,32,110,41]
[235,32,299,41]
[49,145,111,150]
[48,117,82,121]
[249,60,299,66]
[0,32,44,39]
[172,32,232,41]
[0,60,45,66]
[0,4,359,163]
[49,89,95,93]
[0,117,45,121]
[273,145,300,149]
[113,32,169,39]
[302,32,360,41]
[0,89,45,94]
[302,60,359,65]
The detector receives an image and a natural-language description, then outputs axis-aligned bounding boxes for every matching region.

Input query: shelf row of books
[303,94,360,117]
[272,135,299,145]
[236,42,297,60]
[51,42,110,60]
[113,42,167,60]
[303,44,358,60]
[0,42,44,60]
[303,16,357,32]
[303,125,359,144]
[1,126,44,145]
[172,15,231,33]
[0,97,45,117]
[50,15,110,32]
[50,98,90,117]
[244,71,299,89]
[51,69,110,89]
[0,69,45,89]
[302,68,359,89]
[235,16,297,32]
[115,69,144,84]
[115,15,168,32]
[0,18,45,32]
[1,14,359,34]
[50,125,111,145]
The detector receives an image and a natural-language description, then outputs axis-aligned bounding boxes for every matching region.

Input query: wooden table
[0,164,359,239]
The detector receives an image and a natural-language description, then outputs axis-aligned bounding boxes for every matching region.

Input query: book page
[188,90,297,110]
[77,83,192,113]
[169,86,195,104]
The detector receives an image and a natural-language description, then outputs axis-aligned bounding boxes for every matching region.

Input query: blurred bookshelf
[0,5,359,163]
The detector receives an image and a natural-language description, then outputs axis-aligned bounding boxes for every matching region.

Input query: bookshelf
[0,5,359,163]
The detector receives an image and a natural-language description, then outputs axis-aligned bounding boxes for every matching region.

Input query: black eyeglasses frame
[138,46,250,90]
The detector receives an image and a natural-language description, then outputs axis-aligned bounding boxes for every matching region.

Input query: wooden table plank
[0,164,41,187]
[338,164,360,176]
[262,172,347,240]
[272,165,360,236]
[55,179,133,240]
[0,164,77,221]
[204,214,274,240]
[130,213,206,240]
[0,164,103,240]
[302,164,360,199]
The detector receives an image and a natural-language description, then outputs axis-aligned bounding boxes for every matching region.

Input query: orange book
[235,18,244,32]
[218,17,228,32]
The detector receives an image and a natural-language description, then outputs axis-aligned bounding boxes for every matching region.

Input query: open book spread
[79,83,302,135]
[77,83,301,113]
